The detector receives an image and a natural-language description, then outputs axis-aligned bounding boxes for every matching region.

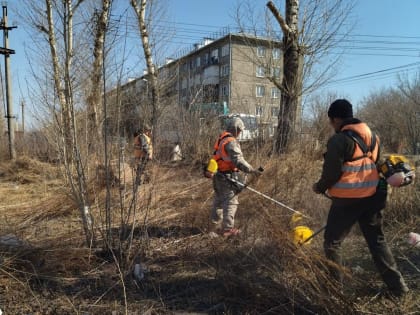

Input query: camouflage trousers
[211,172,240,230]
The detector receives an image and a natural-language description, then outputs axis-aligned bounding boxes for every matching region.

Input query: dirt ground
[0,157,419,314]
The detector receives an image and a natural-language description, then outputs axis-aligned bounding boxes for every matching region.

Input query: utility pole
[0,5,17,159]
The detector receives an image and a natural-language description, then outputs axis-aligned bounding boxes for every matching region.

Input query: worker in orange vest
[313,99,409,298]
[133,123,153,185]
[211,117,262,237]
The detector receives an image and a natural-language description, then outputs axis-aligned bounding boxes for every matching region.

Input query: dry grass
[0,154,419,314]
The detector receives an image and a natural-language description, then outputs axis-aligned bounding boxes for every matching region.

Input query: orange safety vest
[134,134,152,159]
[212,131,238,172]
[328,123,380,198]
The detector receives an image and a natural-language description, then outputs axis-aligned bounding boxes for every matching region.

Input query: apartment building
[110,33,285,138]
[173,33,283,135]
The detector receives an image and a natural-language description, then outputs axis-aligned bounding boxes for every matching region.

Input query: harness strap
[342,130,376,162]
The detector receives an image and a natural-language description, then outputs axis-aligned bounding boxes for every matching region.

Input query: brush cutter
[225,175,320,245]
[231,178,308,217]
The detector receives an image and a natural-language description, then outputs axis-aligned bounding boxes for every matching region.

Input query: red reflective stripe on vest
[328,123,380,198]
[212,132,237,172]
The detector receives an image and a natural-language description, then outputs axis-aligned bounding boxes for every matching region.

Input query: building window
[196,56,201,67]
[256,85,265,97]
[272,48,281,59]
[221,44,230,57]
[256,105,263,116]
[271,106,280,117]
[211,49,219,64]
[256,66,266,77]
[221,64,230,76]
[222,85,229,96]
[204,53,209,65]
[271,67,281,78]
[271,87,280,98]
[257,46,266,57]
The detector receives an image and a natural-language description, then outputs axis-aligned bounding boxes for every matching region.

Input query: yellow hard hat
[291,225,314,245]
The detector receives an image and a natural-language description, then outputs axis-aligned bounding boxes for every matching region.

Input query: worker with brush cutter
[312,99,409,298]
[133,123,153,186]
[209,117,262,237]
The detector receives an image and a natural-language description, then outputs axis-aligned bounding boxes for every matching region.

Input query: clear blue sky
[5,0,420,127]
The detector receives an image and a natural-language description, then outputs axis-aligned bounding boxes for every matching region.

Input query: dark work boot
[389,283,409,298]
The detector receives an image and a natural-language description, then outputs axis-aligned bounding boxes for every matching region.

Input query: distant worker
[312,99,409,297]
[133,123,153,185]
[210,117,262,237]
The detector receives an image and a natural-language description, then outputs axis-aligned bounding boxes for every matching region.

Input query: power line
[324,62,420,88]
[330,62,420,83]
[115,15,420,40]
[111,14,420,43]
[117,31,420,58]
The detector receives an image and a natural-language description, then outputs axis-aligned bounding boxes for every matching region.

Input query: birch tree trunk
[87,0,111,155]
[130,0,159,131]
[45,0,94,247]
[267,0,303,154]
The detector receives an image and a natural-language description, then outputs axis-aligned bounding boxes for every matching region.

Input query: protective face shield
[227,117,245,134]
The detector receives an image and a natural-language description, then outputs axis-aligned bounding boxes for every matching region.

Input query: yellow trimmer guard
[291,225,314,245]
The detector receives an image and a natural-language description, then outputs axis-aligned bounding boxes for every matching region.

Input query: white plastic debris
[408,232,420,248]
[133,263,145,281]
[171,143,183,161]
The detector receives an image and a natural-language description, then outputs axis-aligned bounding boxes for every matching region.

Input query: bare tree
[359,74,420,155]
[236,0,354,153]
[398,73,420,154]
[22,0,118,246]
[359,89,407,153]
[86,0,112,154]
[265,1,301,153]
[129,0,159,132]
[43,0,96,246]
[303,93,338,145]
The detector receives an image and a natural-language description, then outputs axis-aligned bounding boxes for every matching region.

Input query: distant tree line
[304,73,420,156]
[358,74,420,155]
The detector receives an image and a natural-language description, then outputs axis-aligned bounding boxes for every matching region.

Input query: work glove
[312,183,322,194]
[252,167,264,177]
